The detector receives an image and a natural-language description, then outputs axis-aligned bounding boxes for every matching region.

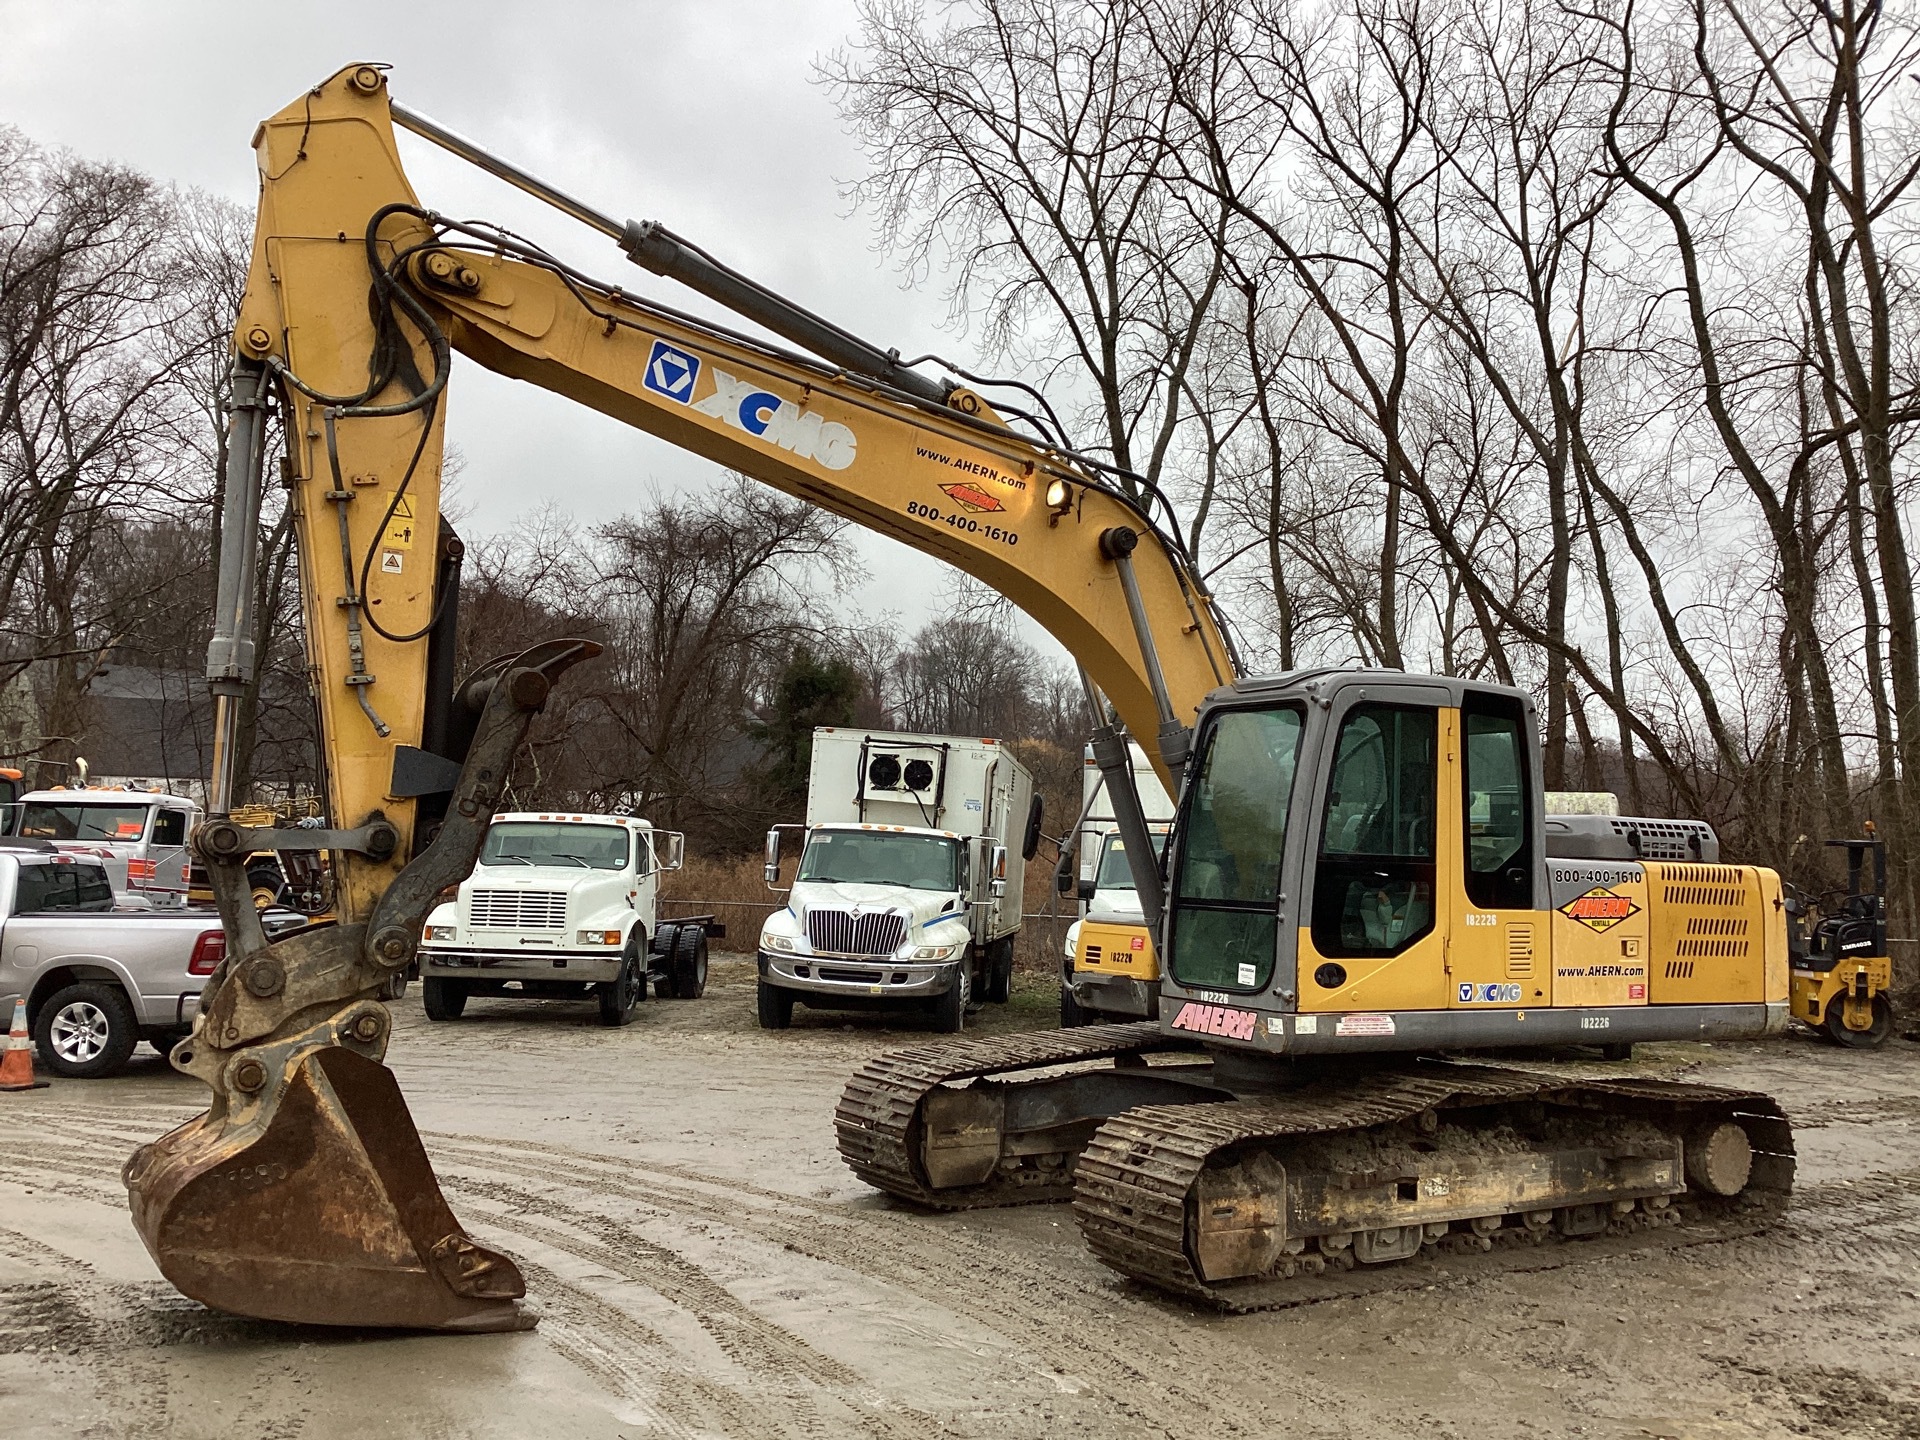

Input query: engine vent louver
[468,889,569,932]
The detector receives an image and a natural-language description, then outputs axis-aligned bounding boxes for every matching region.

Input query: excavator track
[1073,1062,1794,1312]
[835,1021,1204,1208]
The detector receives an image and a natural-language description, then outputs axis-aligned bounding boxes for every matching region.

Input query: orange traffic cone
[0,998,47,1091]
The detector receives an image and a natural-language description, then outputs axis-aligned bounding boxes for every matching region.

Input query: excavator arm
[125,64,1231,1330]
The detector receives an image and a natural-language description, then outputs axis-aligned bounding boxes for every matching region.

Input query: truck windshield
[798,832,960,891]
[481,822,629,870]
[19,803,150,842]
[1093,827,1171,893]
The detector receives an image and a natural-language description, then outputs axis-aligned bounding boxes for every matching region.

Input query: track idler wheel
[125,1003,530,1332]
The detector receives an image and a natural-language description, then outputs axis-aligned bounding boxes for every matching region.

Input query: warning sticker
[1560,886,1640,934]
[380,551,405,575]
[1334,1013,1396,1037]
[381,494,416,551]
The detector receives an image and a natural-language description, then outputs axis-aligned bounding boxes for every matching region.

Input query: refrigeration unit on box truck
[757,728,1042,1032]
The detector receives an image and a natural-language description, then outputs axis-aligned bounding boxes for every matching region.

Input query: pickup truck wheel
[756,979,794,1029]
[422,977,468,1021]
[598,948,643,1027]
[983,937,1014,1004]
[34,983,138,1079]
[670,926,709,999]
[1060,983,1091,1028]
[931,967,969,1034]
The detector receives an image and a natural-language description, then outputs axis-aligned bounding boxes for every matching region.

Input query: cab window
[15,862,114,913]
[1168,705,1304,991]
[1463,697,1532,909]
[151,809,187,847]
[1310,704,1437,958]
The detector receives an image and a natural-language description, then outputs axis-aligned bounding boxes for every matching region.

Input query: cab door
[1448,693,1550,1010]
[1298,697,1455,1013]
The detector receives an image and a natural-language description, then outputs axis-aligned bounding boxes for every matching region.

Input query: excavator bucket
[126,640,599,1331]
[126,1031,529,1331]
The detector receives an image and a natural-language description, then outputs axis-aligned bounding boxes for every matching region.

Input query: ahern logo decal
[643,339,856,471]
[1169,1002,1257,1041]
[939,481,1005,513]
[1560,886,1640,934]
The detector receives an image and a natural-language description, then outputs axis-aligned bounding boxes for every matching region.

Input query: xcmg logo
[643,340,857,471]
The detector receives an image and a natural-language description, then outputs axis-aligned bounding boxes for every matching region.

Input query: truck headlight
[424,925,456,942]
[763,933,795,952]
[577,929,622,945]
[913,943,961,961]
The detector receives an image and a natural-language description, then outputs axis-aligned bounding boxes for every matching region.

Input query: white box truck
[757,728,1040,1032]
[416,811,719,1026]
[1057,742,1175,1025]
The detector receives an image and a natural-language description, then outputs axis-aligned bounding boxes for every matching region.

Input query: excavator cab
[1788,834,1896,1047]
[1155,671,1549,1052]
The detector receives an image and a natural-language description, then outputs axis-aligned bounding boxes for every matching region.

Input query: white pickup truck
[0,843,239,1078]
[417,811,719,1026]
[756,728,1040,1033]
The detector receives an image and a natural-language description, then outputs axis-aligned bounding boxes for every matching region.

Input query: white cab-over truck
[757,728,1040,1032]
[417,811,719,1026]
[1058,742,1175,1025]
[15,787,200,908]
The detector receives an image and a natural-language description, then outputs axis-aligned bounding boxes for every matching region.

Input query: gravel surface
[1,956,1916,1439]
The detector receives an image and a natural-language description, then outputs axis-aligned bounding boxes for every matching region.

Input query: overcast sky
[0,0,1020,646]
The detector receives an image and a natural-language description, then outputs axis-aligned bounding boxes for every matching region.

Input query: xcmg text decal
[643,339,856,471]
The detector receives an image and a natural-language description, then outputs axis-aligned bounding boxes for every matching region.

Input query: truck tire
[422,977,468,1021]
[670,926,709,999]
[931,966,969,1034]
[1060,983,1091,1028]
[983,937,1014,1004]
[757,978,794,1029]
[34,983,139,1079]
[598,946,644,1026]
[651,926,677,999]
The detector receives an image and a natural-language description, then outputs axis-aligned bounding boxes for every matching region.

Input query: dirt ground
[2,957,1918,1440]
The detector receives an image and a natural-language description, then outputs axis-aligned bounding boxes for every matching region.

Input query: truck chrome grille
[468,889,569,931]
[806,909,906,957]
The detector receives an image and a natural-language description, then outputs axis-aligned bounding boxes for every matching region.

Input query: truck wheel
[982,937,1014,1004]
[651,926,677,999]
[757,979,794,1030]
[670,926,709,999]
[33,983,138,1079]
[599,948,644,1027]
[1823,994,1893,1048]
[422,977,468,1021]
[1060,983,1090,1028]
[931,967,969,1034]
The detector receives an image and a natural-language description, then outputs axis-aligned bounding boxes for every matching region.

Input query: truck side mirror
[657,831,685,872]
[1053,844,1078,898]
[989,843,1009,899]
[764,829,782,888]
[1077,877,1096,902]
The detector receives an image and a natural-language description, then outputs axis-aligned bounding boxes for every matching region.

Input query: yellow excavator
[131,64,1800,1328]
